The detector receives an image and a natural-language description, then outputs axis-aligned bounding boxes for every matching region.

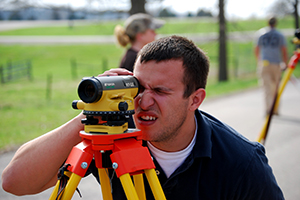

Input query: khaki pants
[258,61,282,115]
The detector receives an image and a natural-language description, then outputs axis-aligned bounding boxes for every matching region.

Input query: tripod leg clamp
[65,140,94,177]
[110,138,155,177]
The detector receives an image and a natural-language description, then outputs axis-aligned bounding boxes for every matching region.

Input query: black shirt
[86,110,284,199]
[119,48,138,72]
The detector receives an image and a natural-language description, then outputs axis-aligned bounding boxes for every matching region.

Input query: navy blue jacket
[86,109,284,199]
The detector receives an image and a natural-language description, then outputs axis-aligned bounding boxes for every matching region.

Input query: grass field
[0,16,299,151]
[0,16,295,36]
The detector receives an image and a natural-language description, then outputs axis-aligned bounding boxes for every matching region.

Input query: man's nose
[138,90,154,110]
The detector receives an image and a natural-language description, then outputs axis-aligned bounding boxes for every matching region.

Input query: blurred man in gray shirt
[255,17,288,115]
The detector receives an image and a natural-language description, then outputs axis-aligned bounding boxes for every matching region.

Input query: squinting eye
[154,89,162,94]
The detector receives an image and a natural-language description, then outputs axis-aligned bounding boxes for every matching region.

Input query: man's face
[133,58,191,147]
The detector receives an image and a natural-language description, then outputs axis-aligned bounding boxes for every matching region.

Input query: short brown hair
[268,17,277,27]
[137,35,209,98]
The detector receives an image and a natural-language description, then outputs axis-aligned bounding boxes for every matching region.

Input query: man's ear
[189,88,206,111]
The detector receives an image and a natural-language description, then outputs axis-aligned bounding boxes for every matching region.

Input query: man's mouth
[140,115,157,121]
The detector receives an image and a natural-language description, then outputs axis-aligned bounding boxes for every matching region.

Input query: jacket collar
[192,109,212,159]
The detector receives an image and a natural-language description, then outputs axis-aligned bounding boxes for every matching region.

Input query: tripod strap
[55,164,82,200]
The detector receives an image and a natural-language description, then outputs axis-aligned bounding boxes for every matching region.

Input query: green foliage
[158,8,177,18]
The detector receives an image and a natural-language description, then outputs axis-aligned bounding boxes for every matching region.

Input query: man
[2,36,284,199]
[255,17,288,115]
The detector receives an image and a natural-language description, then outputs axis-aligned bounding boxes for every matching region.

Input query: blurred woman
[114,13,165,72]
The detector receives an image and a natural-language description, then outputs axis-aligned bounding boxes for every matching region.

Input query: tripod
[257,30,300,144]
[49,75,166,200]
[49,124,166,200]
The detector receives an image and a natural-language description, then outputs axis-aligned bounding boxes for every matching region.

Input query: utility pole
[218,0,228,82]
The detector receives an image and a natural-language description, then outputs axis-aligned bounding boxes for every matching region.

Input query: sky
[40,0,279,20]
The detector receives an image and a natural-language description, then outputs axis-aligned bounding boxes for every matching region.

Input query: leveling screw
[112,162,118,169]
[81,162,88,169]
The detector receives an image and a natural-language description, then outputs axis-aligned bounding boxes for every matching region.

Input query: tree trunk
[218,0,228,82]
[294,0,299,29]
[129,0,146,15]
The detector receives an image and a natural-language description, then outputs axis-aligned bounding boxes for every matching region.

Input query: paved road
[0,30,294,44]
[1,82,300,199]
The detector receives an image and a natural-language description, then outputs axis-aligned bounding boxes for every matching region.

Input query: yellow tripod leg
[119,173,139,200]
[133,174,146,200]
[257,68,295,143]
[98,168,113,200]
[60,173,82,200]
[49,180,61,200]
[257,118,268,143]
[145,169,166,200]
[274,67,294,112]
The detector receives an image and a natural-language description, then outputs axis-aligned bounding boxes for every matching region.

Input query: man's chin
[138,129,151,141]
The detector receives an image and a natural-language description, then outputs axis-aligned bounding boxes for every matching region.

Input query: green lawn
[0,16,294,36]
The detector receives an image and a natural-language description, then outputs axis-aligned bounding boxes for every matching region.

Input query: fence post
[27,60,33,81]
[46,73,52,101]
[7,60,12,81]
[71,58,77,80]
[102,57,108,72]
[233,57,238,79]
[0,65,4,84]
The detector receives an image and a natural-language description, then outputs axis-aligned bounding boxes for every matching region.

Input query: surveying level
[49,75,166,200]
[257,29,300,144]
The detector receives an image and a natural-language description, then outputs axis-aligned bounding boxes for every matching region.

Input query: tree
[268,0,293,17]
[9,10,22,20]
[268,0,298,29]
[130,0,164,15]
[218,0,228,82]
[196,9,213,17]
[92,0,164,15]
[129,0,146,15]
[158,8,176,17]
[293,0,299,29]
[1,0,39,10]
[51,7,61,20]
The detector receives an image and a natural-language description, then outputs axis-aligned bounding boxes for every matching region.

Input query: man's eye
[155,89,162,93]
[154,88,165,94]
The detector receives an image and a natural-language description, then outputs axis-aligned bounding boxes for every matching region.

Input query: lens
[85,84,95,98]
[78,77,103,103]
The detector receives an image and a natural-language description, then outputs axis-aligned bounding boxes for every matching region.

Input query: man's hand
[99,68,133,77]
[280,62,287,72]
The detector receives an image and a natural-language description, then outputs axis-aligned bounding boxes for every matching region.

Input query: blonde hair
[114,25,132,47]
